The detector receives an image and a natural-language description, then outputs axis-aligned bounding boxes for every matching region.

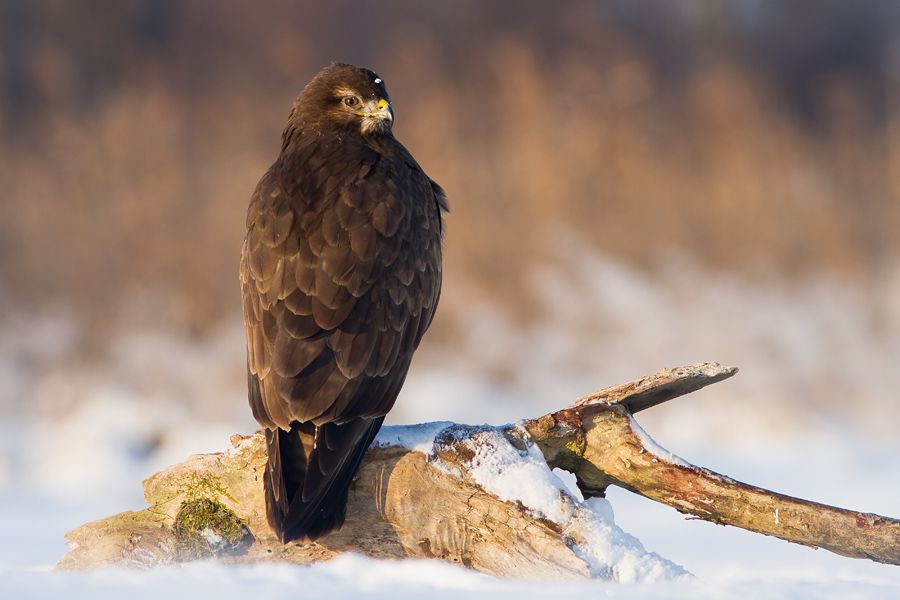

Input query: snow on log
[521,363,900,565]
[57,423,685,581]
[58,362,900,578]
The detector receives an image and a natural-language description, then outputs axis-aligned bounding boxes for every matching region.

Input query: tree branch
[59,362,900,575]
[521,364,900,565]
[572,361,738,413]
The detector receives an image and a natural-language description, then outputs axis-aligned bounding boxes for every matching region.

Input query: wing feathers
[243,132,445,541]
[272,329,324,378]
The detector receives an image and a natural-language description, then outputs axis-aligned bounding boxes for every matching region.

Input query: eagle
[240,63,447,543]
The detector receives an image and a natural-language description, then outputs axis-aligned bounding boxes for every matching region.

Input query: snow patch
[446,426,573,522]
[432,426,689,582]
[374,421,455,454]
[373,423,688,582]
[552,467,585,502]
[571,497,686,583]
[3,552,900,600]
[629,417,691,468]
[200,528,224,548]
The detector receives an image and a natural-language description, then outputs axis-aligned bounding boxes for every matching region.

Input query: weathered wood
[521,369,900,565]
[59,430,594,577]
[572,361,738,413]
[59,362,900,574]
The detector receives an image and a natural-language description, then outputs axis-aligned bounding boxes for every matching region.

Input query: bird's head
[291,63,393,136]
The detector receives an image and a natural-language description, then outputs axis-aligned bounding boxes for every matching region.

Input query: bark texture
[59,362,900,573]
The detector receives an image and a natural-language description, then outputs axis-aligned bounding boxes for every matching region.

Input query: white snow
[3,247,900,597]
[4,546,900,600]
[2,379,900,599]
[376,420,686,583]
[568,497,686,583]
[374,421,455,454]
[446,427,573,522]
[377,421,687,582]
[200,528,225,548]
[552,467,584,502]
[436,426,688,582]
[628,416,692,468]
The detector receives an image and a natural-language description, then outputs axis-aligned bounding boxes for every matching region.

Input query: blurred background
[1,0,900,574]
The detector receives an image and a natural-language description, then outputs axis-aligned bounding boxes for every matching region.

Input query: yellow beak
[358,98,392,122]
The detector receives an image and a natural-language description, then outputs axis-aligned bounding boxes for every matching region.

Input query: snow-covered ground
[3,415,899,599]
[2,249,900,597]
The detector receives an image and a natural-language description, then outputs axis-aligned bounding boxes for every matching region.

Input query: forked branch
[59,362,900,575]
[520,362,900,565]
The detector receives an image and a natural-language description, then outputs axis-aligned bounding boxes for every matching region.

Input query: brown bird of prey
[240,63,447,543]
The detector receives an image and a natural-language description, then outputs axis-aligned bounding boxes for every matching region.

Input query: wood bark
[521,363,900,565]
[59,362,900,574]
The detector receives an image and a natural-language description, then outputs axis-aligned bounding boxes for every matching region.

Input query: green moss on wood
[173,498,253,560]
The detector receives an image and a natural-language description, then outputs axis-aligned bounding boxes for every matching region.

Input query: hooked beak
[357,98,393,131]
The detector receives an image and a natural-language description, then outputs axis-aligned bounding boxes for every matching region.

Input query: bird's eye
[343,96,359,107]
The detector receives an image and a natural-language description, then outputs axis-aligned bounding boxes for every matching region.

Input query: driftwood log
[59,362,900,576]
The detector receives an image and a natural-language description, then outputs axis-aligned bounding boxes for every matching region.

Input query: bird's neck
[276,126,387,199]
[285,119,392,147]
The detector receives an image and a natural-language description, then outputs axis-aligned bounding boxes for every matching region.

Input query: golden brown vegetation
[1,1,897,341]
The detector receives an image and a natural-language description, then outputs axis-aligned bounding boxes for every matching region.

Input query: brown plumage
[240,63,447,542]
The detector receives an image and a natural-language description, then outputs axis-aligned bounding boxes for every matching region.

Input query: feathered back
[241,63,447,541]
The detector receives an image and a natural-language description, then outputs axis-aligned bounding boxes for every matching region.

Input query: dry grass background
[1,1,899,424]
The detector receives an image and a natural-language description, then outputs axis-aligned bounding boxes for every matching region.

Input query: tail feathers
[264,417,384,543]
[263,421,314,540]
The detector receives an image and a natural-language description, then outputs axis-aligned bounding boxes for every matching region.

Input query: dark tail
[263,416,384,543]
